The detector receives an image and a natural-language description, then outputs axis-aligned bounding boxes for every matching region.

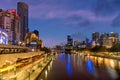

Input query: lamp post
[14,62,16,75]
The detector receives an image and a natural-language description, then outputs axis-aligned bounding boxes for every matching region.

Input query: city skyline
[1,0,120,47]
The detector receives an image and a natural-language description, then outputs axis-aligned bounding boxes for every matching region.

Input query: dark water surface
[37,54,120,80]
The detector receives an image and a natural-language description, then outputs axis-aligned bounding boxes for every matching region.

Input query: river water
[37,53,120,80]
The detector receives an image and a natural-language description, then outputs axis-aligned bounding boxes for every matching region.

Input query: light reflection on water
[60,54,120,79]
[86,59,95,74]
[59,54,65,61]
[66,54,72,76]
[58,54,120,79]
[86,55,120,79]
[38,53,120,80]
[88,56,120,71]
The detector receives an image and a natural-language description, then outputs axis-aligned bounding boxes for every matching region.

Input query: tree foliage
[91,46,107,52]
[110,43,120,52]
[41,47,51,53]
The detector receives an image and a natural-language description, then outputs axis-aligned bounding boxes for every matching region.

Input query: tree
[41,47,51,53]
[91,46,107,52]
[110,43,120,52]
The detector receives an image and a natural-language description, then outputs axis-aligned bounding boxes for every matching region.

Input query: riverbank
[0,54,52,80]
[0,52,44,67]
[90,52,120,60]
[25,56,52,80]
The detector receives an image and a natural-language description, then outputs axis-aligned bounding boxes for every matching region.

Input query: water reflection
[38,54,120,80]
[86,59,95,74]
[45,70,48,79]
[107,66,118,79]
[88,56,120,72]
[86,56,120,79]
[59,54,65,61]
[66,54,72,76]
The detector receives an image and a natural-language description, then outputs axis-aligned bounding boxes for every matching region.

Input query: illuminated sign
[0,28,8,44]
[8,9,16,13]
[30,42,37,44]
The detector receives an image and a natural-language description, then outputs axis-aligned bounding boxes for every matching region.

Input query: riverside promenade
[0,52,52,80]
[0,52,43,67]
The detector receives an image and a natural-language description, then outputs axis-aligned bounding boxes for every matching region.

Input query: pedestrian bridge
[0,44,31,54]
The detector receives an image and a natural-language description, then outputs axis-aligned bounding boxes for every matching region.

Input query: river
[37,53,120,80]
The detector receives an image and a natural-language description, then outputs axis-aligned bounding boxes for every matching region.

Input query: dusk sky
[1,0,120,47]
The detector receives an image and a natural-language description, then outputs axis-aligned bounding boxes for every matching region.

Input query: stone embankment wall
[0,52,43,66]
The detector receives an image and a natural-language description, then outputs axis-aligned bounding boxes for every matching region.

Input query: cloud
[93,0,114,16]
[65,15,90,27]
[111,0,120,9]
[0,0,115,22]
[112,14,120,27]
[93,0,120,16]
[29,3,114,23]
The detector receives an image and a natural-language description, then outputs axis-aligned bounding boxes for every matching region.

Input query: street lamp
[14,62,16,75]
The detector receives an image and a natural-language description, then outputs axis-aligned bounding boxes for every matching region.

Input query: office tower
[92,32,99,41]
[100,33,109,40]
[17,2,29,41]
[109,32,119,43]
[67,35,73,46]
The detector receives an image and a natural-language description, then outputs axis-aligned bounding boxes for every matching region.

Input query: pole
[14,62,16,75]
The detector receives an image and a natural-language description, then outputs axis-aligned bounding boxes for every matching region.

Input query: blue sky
[1,0,120,47]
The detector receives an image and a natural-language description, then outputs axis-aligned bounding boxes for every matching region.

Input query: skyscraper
[17,2,29,41]
[67,35,73,46]
[109,32,119,43]
[92,32,99,41]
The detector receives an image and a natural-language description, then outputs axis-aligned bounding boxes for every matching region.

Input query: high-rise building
[15,12,21,43]
[92,32,99,41]
[0,9,4,25]
[109,32,119,43]
[8,9,21,43]
[99,32,119,48]
[99,33,109,45]
[102,38,113,48]
[0,9,21,44]
[17,2,29,41]
[67,35,73,46]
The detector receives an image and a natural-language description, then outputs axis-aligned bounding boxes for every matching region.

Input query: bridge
[0,44,31,53]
